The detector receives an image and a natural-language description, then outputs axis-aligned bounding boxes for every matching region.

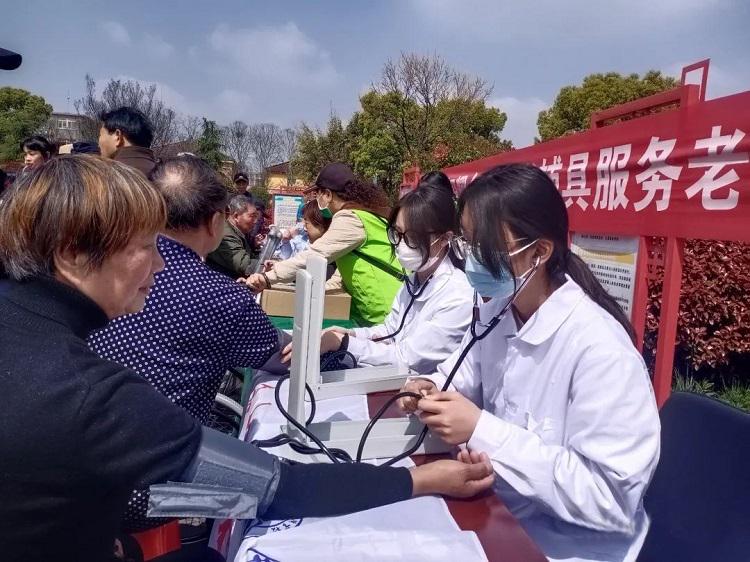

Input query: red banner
[443,91,750,242]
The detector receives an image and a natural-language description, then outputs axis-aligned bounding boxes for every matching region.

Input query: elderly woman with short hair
[0,156,493,562]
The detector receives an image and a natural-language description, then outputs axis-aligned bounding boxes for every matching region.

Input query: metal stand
[281,255,451,461]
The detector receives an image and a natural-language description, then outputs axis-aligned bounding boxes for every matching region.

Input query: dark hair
[335,178,391,218]
[389,184,463,270]
[20,135,53,159]
[148,156,230,230]
[71,141,100,155]
[458,163,635,342]
[100,107,154,148]
[301,200,332,231]
[0,168,6,194]
[419,171,454,198]
[0,156,165,280]
[228,194,255,215]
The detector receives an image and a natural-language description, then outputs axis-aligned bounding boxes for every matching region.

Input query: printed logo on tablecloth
[248,548,281,562]
[246,518,303,537]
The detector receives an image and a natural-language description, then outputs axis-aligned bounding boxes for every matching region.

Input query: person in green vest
[244,163,403,326]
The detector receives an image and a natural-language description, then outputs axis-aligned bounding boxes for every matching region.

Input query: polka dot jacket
[89,235,279,530]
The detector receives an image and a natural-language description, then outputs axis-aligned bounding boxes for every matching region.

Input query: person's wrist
[339,333,349,352]
[409,465,433,496]
[261,272,271,288]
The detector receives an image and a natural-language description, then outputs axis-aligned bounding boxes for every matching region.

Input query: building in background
[265,161,304,189]
[40,112,88,144]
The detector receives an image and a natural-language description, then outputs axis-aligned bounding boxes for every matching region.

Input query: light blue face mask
[464,240,538,300]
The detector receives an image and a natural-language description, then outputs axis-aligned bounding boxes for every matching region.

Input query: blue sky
[2,0,748,147]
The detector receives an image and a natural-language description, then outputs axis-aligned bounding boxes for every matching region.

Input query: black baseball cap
[304,162,356,194]
[234,172,249,183]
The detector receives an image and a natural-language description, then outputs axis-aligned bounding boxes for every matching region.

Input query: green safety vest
[336,210,403,326]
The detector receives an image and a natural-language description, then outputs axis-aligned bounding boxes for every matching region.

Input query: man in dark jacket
[206,195,260,278]
[98,107,157,177]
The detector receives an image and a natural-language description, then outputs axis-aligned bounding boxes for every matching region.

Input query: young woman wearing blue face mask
[399,164,661,562]
[298,185,474,374]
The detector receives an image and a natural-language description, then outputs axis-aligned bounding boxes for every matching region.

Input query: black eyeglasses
[386,226,437,249]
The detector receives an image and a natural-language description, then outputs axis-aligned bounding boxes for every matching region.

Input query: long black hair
[419,170,454,198]
[458,163,635,342]
[388,183,463,270]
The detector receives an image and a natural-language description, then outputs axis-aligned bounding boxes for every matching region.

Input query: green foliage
[0,87,53,161]
[292,54,511,200]
[673,373,716,396]
[292,114,351,184]
[348,90,510,199]
[717,381,750,411]
[196,118,223,171]
[537,71,678,141]
[250,186,270,207]
[672,374,750,412]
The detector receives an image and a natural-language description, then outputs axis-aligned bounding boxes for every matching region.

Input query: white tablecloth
[209,372,487,562]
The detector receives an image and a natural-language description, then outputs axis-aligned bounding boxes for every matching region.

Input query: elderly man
[89,156,281,533]
[206,195,260,278]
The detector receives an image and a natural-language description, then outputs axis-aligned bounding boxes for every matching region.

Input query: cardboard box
[260,283,351,320]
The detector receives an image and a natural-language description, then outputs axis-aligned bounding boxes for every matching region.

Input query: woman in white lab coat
[309,184,474,374]
[400,164,661,562]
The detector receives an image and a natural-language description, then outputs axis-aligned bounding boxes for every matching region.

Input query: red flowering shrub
[645,240,750,378]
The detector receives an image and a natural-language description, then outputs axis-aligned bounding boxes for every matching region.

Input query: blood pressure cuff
[148,426,281,520]
[148,481,259,519]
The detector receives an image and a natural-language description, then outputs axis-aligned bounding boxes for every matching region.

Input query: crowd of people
[0,106,660,562]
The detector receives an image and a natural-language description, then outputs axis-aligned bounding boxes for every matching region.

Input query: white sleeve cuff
[467,410,512,454]
[352,327,372,338]
[345,334,368,357]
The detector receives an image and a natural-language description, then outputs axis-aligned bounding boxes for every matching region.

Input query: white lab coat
[348,256,473,374]
[422,277,661,562]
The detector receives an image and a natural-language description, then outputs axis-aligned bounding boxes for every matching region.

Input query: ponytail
[564,250,636,343]
[460,163,637,344]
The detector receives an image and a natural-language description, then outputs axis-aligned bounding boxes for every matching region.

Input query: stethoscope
[450,253,543,390]
[370,248,450,343]
[375,254,542,466]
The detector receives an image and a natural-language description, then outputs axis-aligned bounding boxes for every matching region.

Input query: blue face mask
[464,240,538,300]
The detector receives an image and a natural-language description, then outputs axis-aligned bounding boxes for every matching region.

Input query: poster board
[272,194,305,230]
[570,233,639,317]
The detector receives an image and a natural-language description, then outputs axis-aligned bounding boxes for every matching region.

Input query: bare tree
[74,74,178,153]
[177,114,202,144]
[279,128,298,184]
[247,123,282,185]
[376,52,493,164]
[221,120,253,171]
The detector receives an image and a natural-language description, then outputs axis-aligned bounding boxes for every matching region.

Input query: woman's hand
[280,330,345,364]
[320,330,345,354]
[418,391,482,445]
[280,341,293,364]
[323,326,353,337]
[397,379,438,413]
[409,452,494,498]
[244,273,268,292]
